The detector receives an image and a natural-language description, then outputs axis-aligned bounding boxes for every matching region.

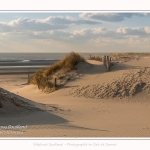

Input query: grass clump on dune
[110,53,150,62]
[110,53,150,58]
[88,54,103,62]
[29,52,85,92]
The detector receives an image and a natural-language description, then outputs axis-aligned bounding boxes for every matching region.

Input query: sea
[0,53,110,74]
[0,53,109,62]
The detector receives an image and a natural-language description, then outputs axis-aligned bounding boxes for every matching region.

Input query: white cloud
[145,26,150,33]
[73,29,86,36]
[26,27,150,43]
[0,18,68,32]
[116,27,150,35]
[80,13,150,22]
[0,16,101,33]
[41,16,100,25]
[92,28,108,34]
[1,24,150,43]
[1,19,150,52]
[70,28,118,40]
[1,13,150,53]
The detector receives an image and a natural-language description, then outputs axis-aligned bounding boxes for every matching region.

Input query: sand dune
[69,67,150,99]
[0,57,150,137]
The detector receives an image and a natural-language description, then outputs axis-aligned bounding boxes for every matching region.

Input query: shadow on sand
[0,110,109,134]
[78,61,145,75]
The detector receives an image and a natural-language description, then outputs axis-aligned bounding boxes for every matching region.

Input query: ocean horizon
[0,52,111,73]
[0,52,111,62]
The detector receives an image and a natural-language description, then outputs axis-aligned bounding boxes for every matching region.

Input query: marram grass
[29,52,85,92]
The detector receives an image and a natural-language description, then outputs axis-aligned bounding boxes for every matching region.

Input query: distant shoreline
[0,60,59,75]
[0,53,150,75]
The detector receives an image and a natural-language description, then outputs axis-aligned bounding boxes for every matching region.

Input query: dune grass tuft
[110,53,150,62]
[110,53,150,58]
[29,52,85,92]
[88,54,103,61]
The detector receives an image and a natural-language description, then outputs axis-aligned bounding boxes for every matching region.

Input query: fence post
[54,78,57,88]
[103,55,112,72]
[107,56,110,71]
[103,56,106,68]
[28,73,30,84]
[109,57,111,63]
[106,56,108,71]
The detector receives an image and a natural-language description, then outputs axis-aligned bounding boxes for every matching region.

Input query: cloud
[1,24,150,43]
[133,13,150,17]
[71,28,119,41]
[41,16,101,25]
[1,22,150,53]
[0,18,68,32]
[0,16,101,33]
[80,13,150,22]
[116,27,150,35]
[30,30,71,41]
[26,26,150,43]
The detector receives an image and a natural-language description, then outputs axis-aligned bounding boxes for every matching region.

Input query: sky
[0,12,150,53]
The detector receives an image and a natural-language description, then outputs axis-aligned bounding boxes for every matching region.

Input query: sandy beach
[0,56,150,137]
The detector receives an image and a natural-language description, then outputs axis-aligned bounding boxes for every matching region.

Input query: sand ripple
[68,67,150,99]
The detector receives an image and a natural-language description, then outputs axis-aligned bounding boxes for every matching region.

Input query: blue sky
[0,12,150,53]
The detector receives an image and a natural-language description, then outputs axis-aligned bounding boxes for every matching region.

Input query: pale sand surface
[0,58,150,137]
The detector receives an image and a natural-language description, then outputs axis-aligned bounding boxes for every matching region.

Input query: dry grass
[110,53,150,58]
[110,53,150,62]
[88,54,103,62]
[29,52,85,92]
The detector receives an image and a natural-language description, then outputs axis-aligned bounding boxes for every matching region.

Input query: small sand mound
[69,67,150,99]
[0,88,63,115]
[0,90,41,115]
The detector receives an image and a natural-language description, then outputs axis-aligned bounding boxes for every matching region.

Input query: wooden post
[103,56,112,71]
[105,56,107,68]
[108,56,110,71]
[28,73,30,84]
[54,78,57,87]
[109,57,111,63]
[0,92,3,108]
[103,56,106,68]
[109,57,112,67]
[106,56,108,71]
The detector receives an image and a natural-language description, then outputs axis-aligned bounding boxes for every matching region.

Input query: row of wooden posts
[103,56,112,71]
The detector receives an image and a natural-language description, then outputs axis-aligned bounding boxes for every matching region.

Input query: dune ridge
[0,87,65,115]
[68,67,150,99]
